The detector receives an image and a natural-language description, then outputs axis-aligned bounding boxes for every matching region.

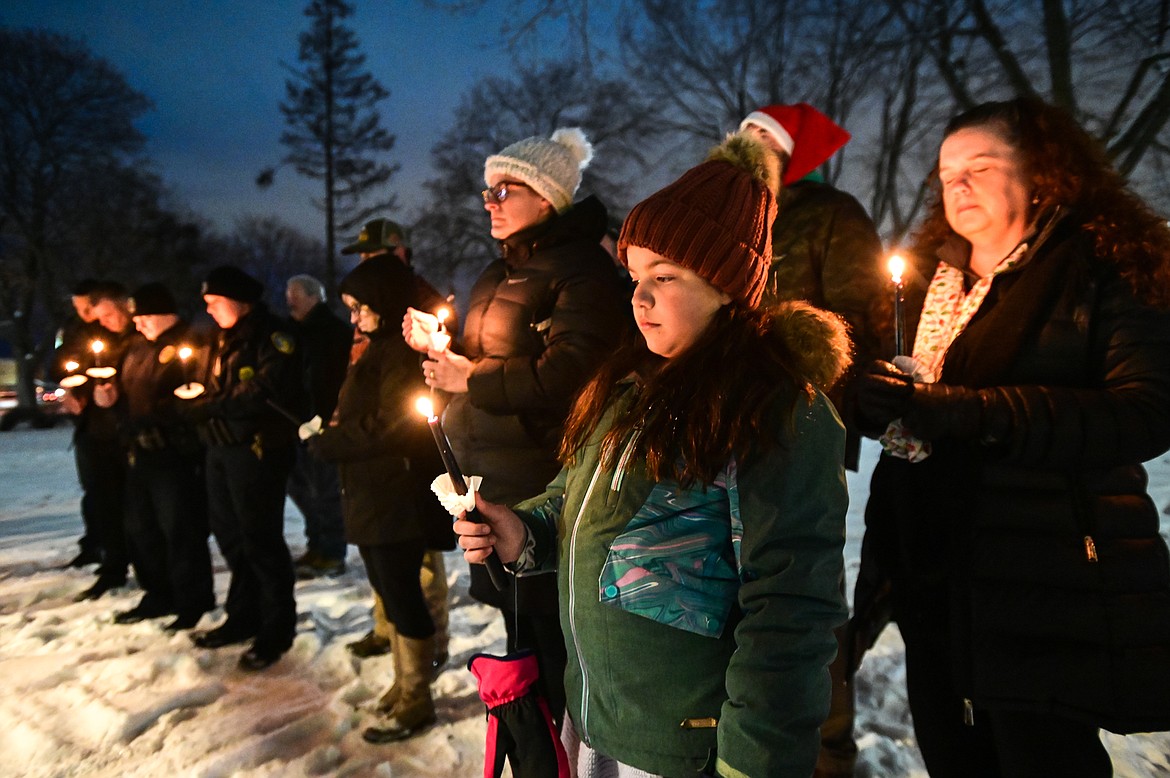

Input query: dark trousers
[205,443,296,648]
[287,447,346,560]
[74,430,128,579]
[504,605,568,729]
[125,448,214,616]
[900,618,1113,778]
[359,540,433,639]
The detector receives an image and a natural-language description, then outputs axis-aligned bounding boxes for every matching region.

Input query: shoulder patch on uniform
[158,345,176,364]
[271,331,295,354]
[239,365,255,382]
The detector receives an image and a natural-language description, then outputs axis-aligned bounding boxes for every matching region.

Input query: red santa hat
[739,103,851,185]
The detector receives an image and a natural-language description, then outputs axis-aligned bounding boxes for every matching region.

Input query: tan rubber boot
[375,629,403,714]
[421,551,450,671]
[372,592,393,642]
[363,634,437,743]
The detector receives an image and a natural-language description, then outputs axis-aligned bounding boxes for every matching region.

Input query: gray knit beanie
[483,128,593,213]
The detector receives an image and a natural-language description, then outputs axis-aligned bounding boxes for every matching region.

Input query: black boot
[113,598,175,624]
[192,621,256,649]
[73,575,126,602]
[163,611,208,633]
[239,638,291,671]
[62,548,103,569]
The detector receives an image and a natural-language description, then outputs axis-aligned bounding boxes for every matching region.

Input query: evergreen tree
[262,0,398,295]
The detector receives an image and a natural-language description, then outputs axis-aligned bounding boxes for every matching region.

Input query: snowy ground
[0,427,1168,777]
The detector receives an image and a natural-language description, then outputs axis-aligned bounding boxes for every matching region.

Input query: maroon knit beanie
[617,134,778,309]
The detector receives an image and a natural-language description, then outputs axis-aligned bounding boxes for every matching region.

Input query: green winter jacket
[513,303,850,778]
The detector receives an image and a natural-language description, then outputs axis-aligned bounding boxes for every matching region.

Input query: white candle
[887,255,906,357]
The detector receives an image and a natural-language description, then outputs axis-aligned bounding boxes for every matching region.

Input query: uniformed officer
[182,266,306,671]
[112,283,215,631]
[74,282,138,601]
[51,278,109,568]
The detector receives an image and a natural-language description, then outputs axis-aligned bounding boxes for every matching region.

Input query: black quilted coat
[861,212,1170,734]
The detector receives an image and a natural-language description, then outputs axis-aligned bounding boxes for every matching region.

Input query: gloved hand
[298,414,323,441]
[175,396,214,424]
[853,360,915,435]
[903,383,1008,442]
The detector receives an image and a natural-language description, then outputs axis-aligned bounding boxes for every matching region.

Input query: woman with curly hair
[854,96,1170,776]
[454,133,851,777]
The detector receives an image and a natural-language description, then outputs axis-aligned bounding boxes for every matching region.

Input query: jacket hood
[338,255,414,323]
[499,194,609,266]
[767,300,852,392]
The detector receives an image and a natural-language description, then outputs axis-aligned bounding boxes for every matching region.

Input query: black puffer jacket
[448,195,631,608]
[861,213,1170,733]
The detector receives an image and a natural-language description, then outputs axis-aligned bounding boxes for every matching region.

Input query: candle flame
[65,360,79,372]
[436,307,449,325]
[887,254,906,284]
[415,396,436,420]
[91,340,105,355]
[178,346,193,361]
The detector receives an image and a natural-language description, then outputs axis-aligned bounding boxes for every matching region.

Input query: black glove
[904,383,1011,443]
[176,396,214,424]
[854,360,915,436]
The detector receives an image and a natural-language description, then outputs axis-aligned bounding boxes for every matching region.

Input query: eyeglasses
[481,181,531,205]
[347,302,373,317]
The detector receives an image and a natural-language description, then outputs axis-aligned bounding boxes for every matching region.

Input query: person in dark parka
[182,266,306,672]
[285,273,351,578]
[405,128,632,729]
[307,254,443,743]
[854,97,1170,777]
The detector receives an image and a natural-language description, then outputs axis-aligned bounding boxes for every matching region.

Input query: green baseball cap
[341,218,408,254]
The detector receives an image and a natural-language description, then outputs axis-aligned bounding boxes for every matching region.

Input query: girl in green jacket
[455,134,852,778]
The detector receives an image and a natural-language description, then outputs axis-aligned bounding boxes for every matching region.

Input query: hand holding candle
[415,396,508,589]
[173,345,206,398]
[887,254,907,357]
[60,360,88,389]
[85,340,117,379]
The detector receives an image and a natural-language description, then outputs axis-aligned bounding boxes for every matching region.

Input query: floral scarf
[880,242,1027,461]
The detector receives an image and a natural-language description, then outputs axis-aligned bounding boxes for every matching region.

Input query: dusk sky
[0,1,516,236]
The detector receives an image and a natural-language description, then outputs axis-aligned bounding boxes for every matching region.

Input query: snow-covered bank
[1,427,1168,776]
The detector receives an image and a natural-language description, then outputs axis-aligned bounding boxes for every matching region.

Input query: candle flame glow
[91,340,105,355]
[436,307,449,325]
[887,254,906,284]
[65,360,79,372]
[415,396,436,420]
[178,346,193,361]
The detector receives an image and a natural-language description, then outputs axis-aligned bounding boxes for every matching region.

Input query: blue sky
[0,1,504,234]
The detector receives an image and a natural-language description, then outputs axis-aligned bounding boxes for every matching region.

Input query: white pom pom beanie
[483,127,594,213]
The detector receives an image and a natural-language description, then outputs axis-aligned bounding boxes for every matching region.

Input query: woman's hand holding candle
[423,348,472,394]
[403,307,439,352]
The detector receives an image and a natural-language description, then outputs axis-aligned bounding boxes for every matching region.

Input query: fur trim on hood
[768,300,852,393]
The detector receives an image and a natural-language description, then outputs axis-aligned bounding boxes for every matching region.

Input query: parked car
[0,379,70,431]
